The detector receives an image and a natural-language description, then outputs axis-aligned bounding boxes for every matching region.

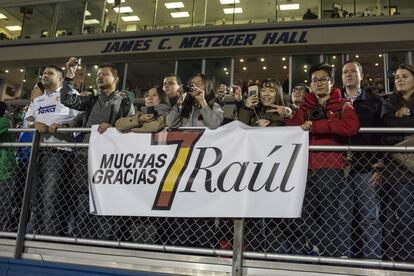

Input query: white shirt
[25,87,80,144]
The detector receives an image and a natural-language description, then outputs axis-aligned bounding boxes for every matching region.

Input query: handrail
[7,127,414,134]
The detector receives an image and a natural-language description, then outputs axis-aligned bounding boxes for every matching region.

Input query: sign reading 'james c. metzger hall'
[88,121,309,218]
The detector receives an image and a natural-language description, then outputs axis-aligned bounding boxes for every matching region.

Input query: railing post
[232,218,245,276]
[14,130,41,259]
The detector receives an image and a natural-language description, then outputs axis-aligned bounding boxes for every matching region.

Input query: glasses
[311,77,330,84]
[163,81,177,87]
[292,86,305,92]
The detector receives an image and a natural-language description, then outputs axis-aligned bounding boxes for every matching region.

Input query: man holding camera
[56,57,134,240]
[288,63,360,257]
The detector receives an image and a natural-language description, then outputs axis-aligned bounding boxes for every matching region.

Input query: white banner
[88,121,308,217]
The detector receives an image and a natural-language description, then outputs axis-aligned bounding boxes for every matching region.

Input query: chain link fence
[2,129,414,268]
[0,141,29,233]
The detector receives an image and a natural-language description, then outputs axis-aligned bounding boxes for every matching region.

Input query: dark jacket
[381,92,414,145]
[287,88,360,169]
[341,89,384,172]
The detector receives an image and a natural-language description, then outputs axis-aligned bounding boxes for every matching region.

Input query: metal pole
[14,130,41,259]
[232,218,245,276]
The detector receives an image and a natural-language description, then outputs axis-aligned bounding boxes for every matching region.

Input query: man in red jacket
[288,63,360,257]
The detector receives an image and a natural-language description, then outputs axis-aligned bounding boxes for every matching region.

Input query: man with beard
[57,57,134,240]
[58,57,134,140]
[25,65,80,236]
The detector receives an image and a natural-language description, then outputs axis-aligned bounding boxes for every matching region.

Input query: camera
[183,84,193,93]
[308,106,325,121]
[224,86,233,94]
[146,106,158,118]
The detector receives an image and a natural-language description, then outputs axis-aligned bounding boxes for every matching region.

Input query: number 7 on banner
[151,129,205,210]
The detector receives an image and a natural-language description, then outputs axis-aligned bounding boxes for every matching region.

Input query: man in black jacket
[341,60,384,259]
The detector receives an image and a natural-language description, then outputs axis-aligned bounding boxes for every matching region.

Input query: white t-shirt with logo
[26,88,80,143]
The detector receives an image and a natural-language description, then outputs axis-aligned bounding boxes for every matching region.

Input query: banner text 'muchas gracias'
[100,30,308,53]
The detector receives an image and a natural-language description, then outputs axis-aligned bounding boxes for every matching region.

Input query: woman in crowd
[238,78,291,127]
[115,86,169,133]
[381,63,414,262]
[236,78,293,253]
[166,73,223,129]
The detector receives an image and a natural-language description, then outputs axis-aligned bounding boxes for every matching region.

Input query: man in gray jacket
[58,57,134,141]
[57,57,134,240]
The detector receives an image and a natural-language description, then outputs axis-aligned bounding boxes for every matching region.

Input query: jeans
[348,171,382,259]
[299,168,351,257]
[31,150,74,236]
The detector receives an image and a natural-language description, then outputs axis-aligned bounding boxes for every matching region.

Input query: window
[291,55,320,89]
[389,0,414,15]
[20,4,55,39]
[21,67,41,100]
[177,59,202,84]
[125,60,175,98]
[278,0,320,22]
[324,54,343,88]
[55,1,86,37]
[155,0,194,29]
[234,55,290,93]
[347,52,385,95]
[0,7,23,39]
[104,0,155,33]
[83,0,105,34]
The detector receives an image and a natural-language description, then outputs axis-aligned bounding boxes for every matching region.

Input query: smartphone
[76,58,82,65]
[248,85,259,97]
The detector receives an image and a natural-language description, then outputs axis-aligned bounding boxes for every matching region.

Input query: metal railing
[1,127,414,275]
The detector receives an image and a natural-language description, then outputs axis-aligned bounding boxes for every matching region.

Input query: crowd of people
[0,57,414,261]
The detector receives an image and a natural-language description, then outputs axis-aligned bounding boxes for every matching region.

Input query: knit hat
[0,101,7,117]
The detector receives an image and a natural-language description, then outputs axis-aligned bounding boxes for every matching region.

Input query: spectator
[162,73,183,108]
[290,83,310,112]
[58,57,135,240]
[0,101,17,232]
[115,86,169,133]
[105,21,115,33]
[59,57,134,140]
[288,63,360,257]
[238,78,290,127]
[341,60,384,259]
[303,9,318,20]
[166,73,223,129]
[381,63,414,262]
[25,65,80,236]
[10,83,45,231]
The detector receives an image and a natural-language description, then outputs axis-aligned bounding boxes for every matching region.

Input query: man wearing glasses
[288,63,360,257]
